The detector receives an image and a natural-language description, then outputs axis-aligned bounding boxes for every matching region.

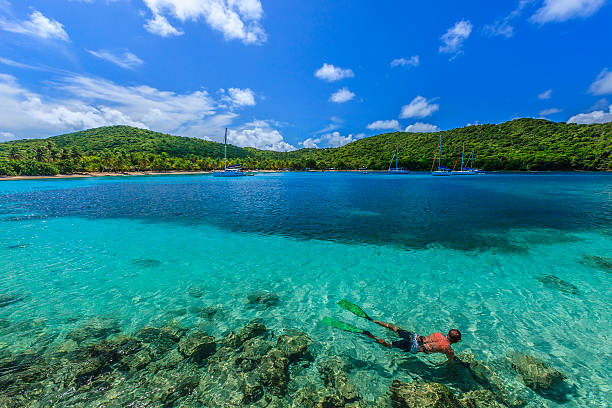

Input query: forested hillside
[0,119,610,176]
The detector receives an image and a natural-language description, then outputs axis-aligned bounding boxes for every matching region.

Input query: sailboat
[451,142,476,175]
[388,144,410,173]
[431,134,451,176]
[213,128,247,177]
[464,149,485,174]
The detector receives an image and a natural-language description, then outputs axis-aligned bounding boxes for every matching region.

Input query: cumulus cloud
[568,105,612,124]
[88,49,144,70]
[220,87,256,107]
[588,69,612,95]
[315,63,354,82]
[439,20,472,54]
[299,131,365,149]
[538,89,553,99]
[0,10,69,41]
[390,56,420,68]
[142,0,266,44]
[144,13,183,37]
[400,96,439,119]
[329,87,355,103]
[531,0,605,23]
[229,120,294,151]
[0,73,252,141]
[366,120,400,130]
[539,108,562,115]
[404,122,440,133]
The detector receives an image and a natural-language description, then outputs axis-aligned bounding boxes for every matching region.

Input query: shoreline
[0,169,609,181]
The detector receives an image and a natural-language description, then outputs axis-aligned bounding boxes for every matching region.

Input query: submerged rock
[67,317,120,343]
[189,305,225,320]
[259,348,290,395]
[0,292,25,308]
[131,258,161,268]
[178,331,216,363]
[389,379,462,408]
[536,275,580,295]
[277,330,312,362]
[247,290,280,309]
[188,286,204,298]
[508,352,566,391]
[459,389,506,408]
[580,255,612,272]
[222,320,268,349]
[319,357,360,403]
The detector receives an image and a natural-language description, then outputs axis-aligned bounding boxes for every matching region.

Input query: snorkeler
[322,299,461,361]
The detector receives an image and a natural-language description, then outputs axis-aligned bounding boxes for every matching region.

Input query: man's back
[422,332,454,358]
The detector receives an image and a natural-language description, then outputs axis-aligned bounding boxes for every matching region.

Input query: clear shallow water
[0,172,611,406]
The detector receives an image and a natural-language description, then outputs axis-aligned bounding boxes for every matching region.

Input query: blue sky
[0,0,611,150]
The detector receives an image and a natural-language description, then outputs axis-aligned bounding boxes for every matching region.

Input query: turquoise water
[0,172,611,406]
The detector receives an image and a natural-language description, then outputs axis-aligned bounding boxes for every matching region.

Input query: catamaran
[388,144,410,173]
[213,128,247,177]
[451,142,476,175]
[431,134,451,176]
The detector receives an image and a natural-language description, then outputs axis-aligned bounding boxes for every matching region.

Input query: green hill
[0,119,610,176]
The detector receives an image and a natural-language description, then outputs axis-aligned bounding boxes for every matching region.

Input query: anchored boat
[388,144,410,174]
[431,134,451,176]
[451,143,476,175]
[213,128,247,177]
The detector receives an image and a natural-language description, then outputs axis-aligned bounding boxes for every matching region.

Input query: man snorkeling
[323,299,461,362]
[363,319,461,362]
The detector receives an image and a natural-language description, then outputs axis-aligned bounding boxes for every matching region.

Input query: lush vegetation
[0,119,610,176]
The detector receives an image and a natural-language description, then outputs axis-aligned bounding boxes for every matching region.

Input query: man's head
[447,329,461,343]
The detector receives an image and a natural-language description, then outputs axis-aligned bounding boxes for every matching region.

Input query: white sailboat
[451,142,476,175]
[388,144,410,173]
[213,128,247,177]
[431,134,451,176]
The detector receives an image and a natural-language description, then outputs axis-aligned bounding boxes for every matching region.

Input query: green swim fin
[337,299,371,320]
[322,317,365,334]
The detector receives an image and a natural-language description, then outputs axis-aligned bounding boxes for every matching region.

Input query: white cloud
[404,122,440,133]
[568,105,612,124]
[390,56,420,68]
[314,63,354,82]
[483,21,515,38]
[366,119,400,130]
[88,49,144,70]
[0,131,15,141]
[484,0,534,38]
[531,0,605,23]
[538,89,553,99]
[222,87,256,107]
[0,10,69,41]
[144,13,183,37]
[588,69,612,95]
[299,131,365,149]
[539,108,562,115]
[329,87,355,103]
[439,20,472,54]
[229,120,294,151]
[0,73,241,140]
[142,0,266,44]
[400,96,439,119]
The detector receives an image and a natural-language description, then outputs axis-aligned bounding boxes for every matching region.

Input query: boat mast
[396,144,399,169]
[438,134,442,170]
[224,128,227,170]
[461,142,465,170]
